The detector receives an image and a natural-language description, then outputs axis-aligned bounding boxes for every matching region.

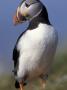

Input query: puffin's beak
[13,14,19,25]
[13,12,27,25]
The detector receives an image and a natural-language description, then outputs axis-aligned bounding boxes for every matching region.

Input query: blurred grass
[0,52,67,90]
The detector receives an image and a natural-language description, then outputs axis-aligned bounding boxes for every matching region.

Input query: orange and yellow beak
[13,12,27,25]
[13,14,20,25]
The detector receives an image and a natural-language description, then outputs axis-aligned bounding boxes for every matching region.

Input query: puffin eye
[25,3,30,7]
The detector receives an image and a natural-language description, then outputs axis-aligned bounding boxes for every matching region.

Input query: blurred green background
[0,52,67,90]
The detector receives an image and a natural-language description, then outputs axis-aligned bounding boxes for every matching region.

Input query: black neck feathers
[28,5,51,30]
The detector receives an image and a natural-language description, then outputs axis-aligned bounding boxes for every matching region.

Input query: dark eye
[25,3,30,7]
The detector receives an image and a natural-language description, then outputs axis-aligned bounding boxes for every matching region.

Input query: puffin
[13,0,58,90]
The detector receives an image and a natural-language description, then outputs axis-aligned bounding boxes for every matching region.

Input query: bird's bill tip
[13,15,20,25]
[13,14,25,26]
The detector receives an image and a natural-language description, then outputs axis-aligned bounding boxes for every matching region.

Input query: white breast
[17,23,58,80]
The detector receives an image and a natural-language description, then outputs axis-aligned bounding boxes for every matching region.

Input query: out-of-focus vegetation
[0,52,67,90]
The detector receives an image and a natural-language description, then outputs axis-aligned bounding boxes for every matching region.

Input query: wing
[12,30,27,75]
[13,45,19,75]
[13,46,19,67]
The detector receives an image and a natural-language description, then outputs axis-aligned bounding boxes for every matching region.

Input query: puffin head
[13,0,42,25]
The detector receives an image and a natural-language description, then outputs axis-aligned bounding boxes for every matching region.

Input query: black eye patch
[25,3,30,7]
